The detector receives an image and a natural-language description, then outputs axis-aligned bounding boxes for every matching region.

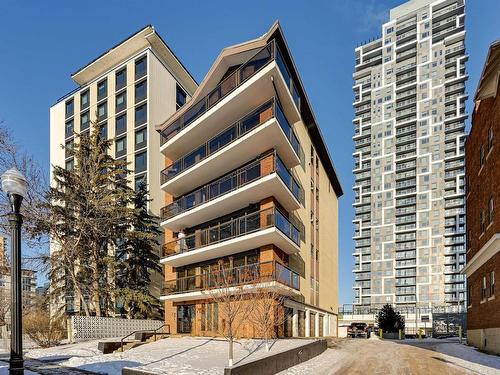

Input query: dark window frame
[135,56,147,80]
[135,104,147,126]
[116,90,127,113]
[65,99,74,119]
[80,111,90,130]
[97,101,108,121]
[65,119,74,138]
[135,151,147,173]
[115,136,127,158]
[115,113,127,136]
[80,89,90,110]
[116,67,127,91]
[176,84,187,109]
[135,79,147,103]
[97,79,108,101]
[135,127,147,150]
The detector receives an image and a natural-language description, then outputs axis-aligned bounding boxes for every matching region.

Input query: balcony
[160,99,301,196]
[160,261,300,302]
[160,151,302,231]
[161,207,301,267]
[160,40,302,158]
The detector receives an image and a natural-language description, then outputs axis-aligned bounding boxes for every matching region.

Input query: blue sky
[0,0,498,304]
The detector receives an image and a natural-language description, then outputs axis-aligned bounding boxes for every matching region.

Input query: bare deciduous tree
[247,287,288,352]
[208,260,257,367]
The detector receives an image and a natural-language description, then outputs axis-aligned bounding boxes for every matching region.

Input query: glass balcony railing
[162,260,300,295]
[160,98,301,184]
[160,39,302,145]
[162,207,300,257]
[160,150,303,221]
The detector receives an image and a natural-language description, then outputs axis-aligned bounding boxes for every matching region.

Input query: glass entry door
[177,304,196,334]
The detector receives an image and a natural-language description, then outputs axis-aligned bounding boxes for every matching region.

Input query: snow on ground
[25,337,315,375]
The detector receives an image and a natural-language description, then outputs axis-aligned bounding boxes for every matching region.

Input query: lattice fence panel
[69,316,163,341]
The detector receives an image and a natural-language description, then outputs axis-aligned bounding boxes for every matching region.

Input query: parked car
[347,322,370,338]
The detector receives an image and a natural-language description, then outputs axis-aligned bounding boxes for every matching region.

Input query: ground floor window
[319,315,324,337]
[201,302,218,332]
[177,304,195,334]
[284,307,293,337]
[310,312,316,337]
[298,311,305,337]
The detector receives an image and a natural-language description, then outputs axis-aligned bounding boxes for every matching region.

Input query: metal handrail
[119,323,170,352]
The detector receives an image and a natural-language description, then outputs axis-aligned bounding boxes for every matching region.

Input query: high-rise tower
[352,0,467,306]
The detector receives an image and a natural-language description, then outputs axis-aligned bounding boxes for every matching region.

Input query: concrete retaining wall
[223,339,327,375]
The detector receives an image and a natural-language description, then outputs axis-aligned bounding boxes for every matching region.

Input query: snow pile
[434,341,500,375]
[25,337,315,375]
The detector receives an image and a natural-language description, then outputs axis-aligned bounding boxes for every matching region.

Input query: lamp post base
[9,357,24,374]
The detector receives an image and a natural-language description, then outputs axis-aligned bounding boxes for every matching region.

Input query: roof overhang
[71,25,197,94]
[474,40,500,101]
[156,21,343,197]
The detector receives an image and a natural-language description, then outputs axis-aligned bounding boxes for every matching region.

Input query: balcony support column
[305,309,310,337]
[315,313,320,337]
[292,308,298,337]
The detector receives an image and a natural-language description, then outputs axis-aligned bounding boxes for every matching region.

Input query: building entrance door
[177,304,196,334]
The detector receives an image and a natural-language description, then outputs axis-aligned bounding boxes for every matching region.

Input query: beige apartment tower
[352,0,468,307]
[49,26,197,313]
[157,22,343,337]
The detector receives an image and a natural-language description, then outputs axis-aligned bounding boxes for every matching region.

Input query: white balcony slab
[161,173,300,232]
[161,117,300,196]
[161,61,301,160]
[161,227,300,267]
[160,281,301,302]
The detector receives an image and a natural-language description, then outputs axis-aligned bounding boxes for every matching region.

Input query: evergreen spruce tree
[116,181,163,319]
[42,119,134,316]
[376,304,405,333]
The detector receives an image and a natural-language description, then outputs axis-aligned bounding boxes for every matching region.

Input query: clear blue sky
[0,0,498,303]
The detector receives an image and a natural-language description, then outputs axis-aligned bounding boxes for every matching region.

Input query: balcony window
[97,102,107,121]
[135,127,147,149]
[80,90,89,110]
[480,210,485,234]
[65,119,74,138]
[490,197,495,225]
[135,80,147,103]
[135,56,147,80]
[116,68,127,91]
[97,79,107,101]
[135,104,147,126]
[65,99,74,119]
[488,127,494,151]
[161,151,302,219]
[115,136,126,158]
[80,111,90,130]
[176,84,186,109]
[116,114,127,135]
[161,99,300,182]
[116,91,126,113]
[135,151,147,173]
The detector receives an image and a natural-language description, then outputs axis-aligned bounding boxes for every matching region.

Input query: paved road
[0,358,100,375]
[283,337,499,375]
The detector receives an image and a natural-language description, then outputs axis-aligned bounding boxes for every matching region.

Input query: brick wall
[467,252,500,330]
[466,92,500,261]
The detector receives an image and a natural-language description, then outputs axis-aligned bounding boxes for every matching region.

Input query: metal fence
[68,316,163,342]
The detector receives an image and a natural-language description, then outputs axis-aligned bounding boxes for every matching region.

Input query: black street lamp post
[2,168,28,375]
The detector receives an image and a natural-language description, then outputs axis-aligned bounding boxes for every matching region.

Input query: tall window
[65,99,74,118]
[116,91,126,113]
[491,271,496,297]
[482,276,487,300]
[116,68,127,91]
[97,79,107,101]
[135,128,147,149]
[176,84,186,109]
[80,89,90,110]
[115,137,126,158]
[480,145,485,168]
[65,119,74,138]
[97,102,107,121]
[116,114,127,135]
[80,111,90,130]
[135,80,147,103]
[489,197,495,224]
[135,56,147,80]
[135,104,147,126]
[488,127,494,151]
[135,151,147,173]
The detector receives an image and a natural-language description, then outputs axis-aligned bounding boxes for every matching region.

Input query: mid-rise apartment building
[462,40,499,355]
[49,26,197,314]
[352,0,468,306]
[157,22,342,337]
